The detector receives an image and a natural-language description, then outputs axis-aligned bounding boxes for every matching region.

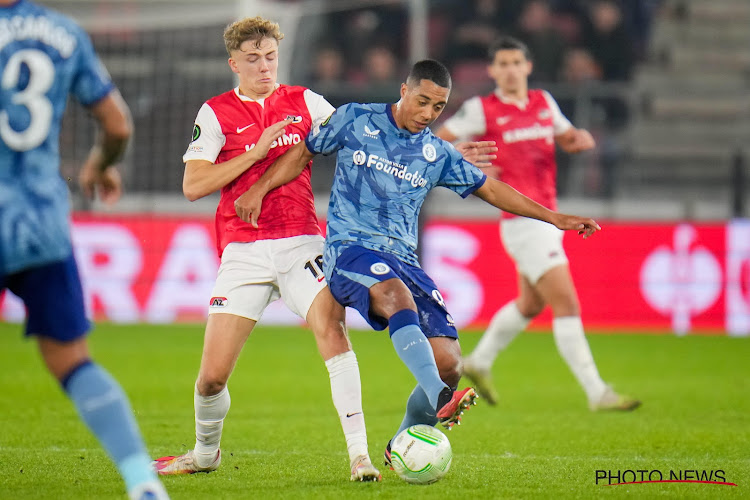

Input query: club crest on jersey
[285,115,303,123]
[352,150,367,165]
[364,125,381,138]
[538,109,551,120]
[370,263,391,275]
[210,296,228,307]
[422,143,437,162]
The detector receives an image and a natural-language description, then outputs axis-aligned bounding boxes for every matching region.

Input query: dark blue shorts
[1,254,90,341]
[328,245,458,338]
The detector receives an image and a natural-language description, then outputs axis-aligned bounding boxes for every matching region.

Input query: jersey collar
[494,89,529,109]
[234,84,280,104]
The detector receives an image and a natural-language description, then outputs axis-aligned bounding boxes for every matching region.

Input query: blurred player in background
[234,59,601,467]
[152,17,380,482]
[0,1,168,499]
[436,36,640,411]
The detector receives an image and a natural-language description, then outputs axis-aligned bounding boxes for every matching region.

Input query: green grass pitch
[1,323,748,499]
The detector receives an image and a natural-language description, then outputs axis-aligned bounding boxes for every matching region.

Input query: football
[390,424,453,484]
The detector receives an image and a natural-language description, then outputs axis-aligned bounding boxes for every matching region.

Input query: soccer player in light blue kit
[235,59,600,466]
[0,1,168,498]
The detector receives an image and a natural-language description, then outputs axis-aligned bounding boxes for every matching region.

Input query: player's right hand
[553,214,601,239]
[455,140,497,168]
[79,164,122,205]
[248,118,293,161]
[235,185,264,228]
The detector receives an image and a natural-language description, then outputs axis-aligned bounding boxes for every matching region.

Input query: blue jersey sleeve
[70,27,114,106]
[437,141,487,198]
[305,103,353,156]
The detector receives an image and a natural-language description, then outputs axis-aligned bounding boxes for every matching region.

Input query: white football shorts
[500,217,569,284]
[208,234,327,321]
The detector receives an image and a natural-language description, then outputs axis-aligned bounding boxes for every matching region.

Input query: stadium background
[3,0,749,335]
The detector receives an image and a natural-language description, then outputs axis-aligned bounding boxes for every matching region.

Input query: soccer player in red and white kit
[436,36,640,411]
[153,17,380,481]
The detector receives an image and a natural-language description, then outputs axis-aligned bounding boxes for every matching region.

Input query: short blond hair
[223,16,284,55]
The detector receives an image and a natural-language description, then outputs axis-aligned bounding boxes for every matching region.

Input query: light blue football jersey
[305,102,486,278]
[0,0,114,274]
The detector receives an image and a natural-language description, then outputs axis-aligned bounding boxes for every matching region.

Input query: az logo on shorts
[210,297,228,307]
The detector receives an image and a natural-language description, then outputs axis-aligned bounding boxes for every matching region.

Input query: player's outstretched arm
[235,140,316,227]
[183,118,292,201]
[473,177,601,238]
[78,90,132,205]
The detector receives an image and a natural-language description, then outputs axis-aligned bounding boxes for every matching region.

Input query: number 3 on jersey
[304,255,325,282]
[1,49,55,152]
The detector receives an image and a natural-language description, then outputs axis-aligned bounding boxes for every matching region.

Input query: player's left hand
[79,164,122,205]
[554,214,601,239]
[456,140,497,168]
[566,129,595,153]
[235,185,264,227]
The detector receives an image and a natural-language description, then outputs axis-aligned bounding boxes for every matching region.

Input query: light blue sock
[63,361,157,491]
[389,309,448,409]
[394,384,437,440]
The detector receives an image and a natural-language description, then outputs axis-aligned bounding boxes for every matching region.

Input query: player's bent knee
[196,376,228,396]
[517,301,544,318]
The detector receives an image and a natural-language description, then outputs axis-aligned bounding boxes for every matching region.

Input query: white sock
[194,385,230,468]
[325,351,368,464]
[468,302,530,370]
[552,316,607,402]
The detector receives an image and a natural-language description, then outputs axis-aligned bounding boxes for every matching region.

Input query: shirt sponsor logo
[192,124,201,141]
[502,123,554,144]
[187,144,204,153]
[245,133,302,152]
[422,143,437,162]
[364,125,381,138]
[365,153,427,188]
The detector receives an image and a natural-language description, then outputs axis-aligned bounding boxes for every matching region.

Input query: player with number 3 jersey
[1,1,168,498]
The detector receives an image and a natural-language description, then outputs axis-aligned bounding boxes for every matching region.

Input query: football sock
[325,350,369,462]
[393,384,437,440]
[468,302,529,370]
[62,361,158,492]
[388,309,448,410]
[552,316,607,402]
[194,385,230,468]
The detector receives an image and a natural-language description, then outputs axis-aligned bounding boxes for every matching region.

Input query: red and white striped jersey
[442,89,572,219]
[184,85,334,255]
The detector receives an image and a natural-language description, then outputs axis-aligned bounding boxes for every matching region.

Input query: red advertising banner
[2,214,748,335]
